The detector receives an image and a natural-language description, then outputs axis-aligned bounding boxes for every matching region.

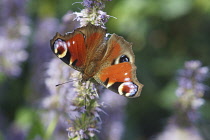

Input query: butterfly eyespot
[119,55,130,63]
[118,82,138,97]
[54,39,68,58]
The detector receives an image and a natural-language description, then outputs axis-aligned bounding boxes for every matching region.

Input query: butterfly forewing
[50,24,106,73]
[50,30,87,72]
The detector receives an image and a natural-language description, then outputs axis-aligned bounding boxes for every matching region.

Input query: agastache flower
[157,123,203,140]
[83,0,111,9]
[0,0,30,77]
[66,75,104,139]
[44,58,104,139]
[157,60,208,140]
[74,0,112,27]
[176,60,209,113]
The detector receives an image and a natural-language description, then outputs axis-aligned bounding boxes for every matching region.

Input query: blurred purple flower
[99,90,127,140]
[157,123,203,140]
[0,0,26,19]
[30,18,60,96]
[157,60,208,140]
[0,0,30,77]
[176,60,209,111]
[170,60,209,131]
[5,124,26,140]
[44,58,77,111]
[30,11,77,97]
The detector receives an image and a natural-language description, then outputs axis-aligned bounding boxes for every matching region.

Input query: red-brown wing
[94,34,143,98]
[50,24,106,72]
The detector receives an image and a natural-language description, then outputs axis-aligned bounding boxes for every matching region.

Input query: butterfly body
[50,24,143,98]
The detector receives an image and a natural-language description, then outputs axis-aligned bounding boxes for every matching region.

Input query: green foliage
[15,108,45,139]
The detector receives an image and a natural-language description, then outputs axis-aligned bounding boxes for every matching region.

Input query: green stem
[44,115,59,140]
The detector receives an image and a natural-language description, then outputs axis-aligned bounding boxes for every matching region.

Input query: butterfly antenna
[55,79,80,87]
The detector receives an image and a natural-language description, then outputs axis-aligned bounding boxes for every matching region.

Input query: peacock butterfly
[50,23,143,98]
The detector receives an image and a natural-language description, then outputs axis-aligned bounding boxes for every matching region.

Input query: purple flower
[176,60,209,100]
[83,0,94,8]
[97,89,127,140]
[74,0,112,27]
[0,0,30,77]
[157,123,203,140]
[175,60,209,123]
[82,0,112,9]
[29,18,60,95]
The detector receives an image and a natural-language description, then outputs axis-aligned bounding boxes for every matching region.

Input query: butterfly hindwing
[94,34,143,97]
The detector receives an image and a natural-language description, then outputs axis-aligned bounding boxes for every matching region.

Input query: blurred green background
[0,0,210,140]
